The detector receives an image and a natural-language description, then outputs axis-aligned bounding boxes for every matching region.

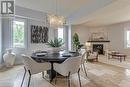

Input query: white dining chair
[80,49,87,77]
[54,56,82,87]
[21,54,51,87]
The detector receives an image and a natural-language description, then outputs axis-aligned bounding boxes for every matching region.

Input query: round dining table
[31,51,79,82]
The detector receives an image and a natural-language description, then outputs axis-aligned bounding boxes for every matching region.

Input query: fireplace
[93,44,104,55]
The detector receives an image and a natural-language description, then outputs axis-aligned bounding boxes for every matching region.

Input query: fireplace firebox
[93,44,104,55]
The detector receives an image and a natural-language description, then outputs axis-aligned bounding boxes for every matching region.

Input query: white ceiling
[81,0,130,27]
[15,0,90,17]
[16,0,130,27]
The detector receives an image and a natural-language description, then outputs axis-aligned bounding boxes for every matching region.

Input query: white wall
[71,21,130,56]
[2,6,55,64]
[71,25,90,44]
[107,21,130,55]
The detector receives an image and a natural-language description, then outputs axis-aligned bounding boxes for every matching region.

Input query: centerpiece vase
[52,47,61,53]
[3,49,16,67]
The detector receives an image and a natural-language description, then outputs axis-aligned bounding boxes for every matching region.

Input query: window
[58,28,63,40]
[12,19,26,48]
[126,30,130,48]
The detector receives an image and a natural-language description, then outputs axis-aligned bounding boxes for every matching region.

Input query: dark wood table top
[112,54,126,56]
[108,53,126,57]
[31,51,80,63]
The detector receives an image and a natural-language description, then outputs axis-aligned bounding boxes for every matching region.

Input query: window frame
[58,27,64,40]
[57,27,65,49]
[124,28,130,49]
[11,17,27,49]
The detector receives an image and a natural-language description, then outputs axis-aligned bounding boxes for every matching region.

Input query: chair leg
[21,66,27,87]
[42,71,44,78]
[55,72,58,84]
[67,72,70,87]
[81,59,84,71]
[83,63,87,77]
[96,58,98,62]
[78,69,82,87]
[28,70,31,87]
[66,76,68,85]
[80,63,83,71]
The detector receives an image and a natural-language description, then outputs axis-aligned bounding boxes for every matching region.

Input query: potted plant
[47,38,64,53]
[73,33,83,52]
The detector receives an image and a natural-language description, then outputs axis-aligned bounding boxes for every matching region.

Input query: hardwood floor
[0,57,130,87]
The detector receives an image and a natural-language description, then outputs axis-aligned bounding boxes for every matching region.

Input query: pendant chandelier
[48,0,66,28]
